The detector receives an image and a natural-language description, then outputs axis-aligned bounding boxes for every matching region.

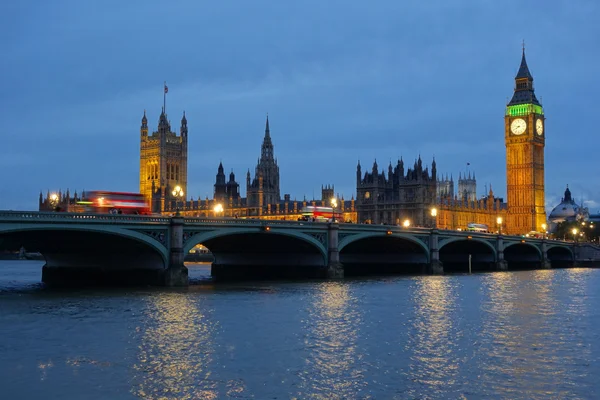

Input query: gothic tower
[214,162,227,203]
[139,108,188,212]
[246,115,281,213]
[458,171,476,202]
[505,48,546,234]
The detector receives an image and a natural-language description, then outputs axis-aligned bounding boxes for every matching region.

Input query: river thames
[1,261,599,399]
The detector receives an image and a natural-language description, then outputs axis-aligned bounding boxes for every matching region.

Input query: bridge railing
[183,217,330,228]
[0,211,170,224]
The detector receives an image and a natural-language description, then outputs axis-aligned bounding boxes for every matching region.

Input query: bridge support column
[496,236,508,271]
[541,241,552,269]
[165,215,188,286]
[573,243,582,268]
[327,222,344,279]
[429,229,443,274]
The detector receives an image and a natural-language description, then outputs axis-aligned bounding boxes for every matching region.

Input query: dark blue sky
[2,0,598,212]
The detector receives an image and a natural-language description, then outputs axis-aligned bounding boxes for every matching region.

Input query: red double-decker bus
[78,191,151,215]
[299,206,342,222]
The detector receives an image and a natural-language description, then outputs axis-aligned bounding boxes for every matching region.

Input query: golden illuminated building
[504,49,546,234]
[436,49,546,234]
[139,107,188,213]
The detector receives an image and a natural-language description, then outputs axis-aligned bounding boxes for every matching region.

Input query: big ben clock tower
[505,48,547,235]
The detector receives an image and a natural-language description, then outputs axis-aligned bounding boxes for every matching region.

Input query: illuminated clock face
[364,191,370,200]
[536,119,544,135]
[510,118,527,135]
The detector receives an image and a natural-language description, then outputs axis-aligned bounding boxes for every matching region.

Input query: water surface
[1,261,598,399]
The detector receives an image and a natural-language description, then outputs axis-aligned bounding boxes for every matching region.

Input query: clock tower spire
[505,48,546,235]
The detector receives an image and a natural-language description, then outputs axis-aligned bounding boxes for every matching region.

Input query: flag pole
[163,81,166,114]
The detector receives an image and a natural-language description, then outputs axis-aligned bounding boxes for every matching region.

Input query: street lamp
[430,207,437,228]
[572,227,578,242]
[541,223,547,239]
[213,203,224,218]
[49,193,59,211]
[403,219,411,228]
[171,185,184,215]
[330,197,338,223]
[496,216,503,235]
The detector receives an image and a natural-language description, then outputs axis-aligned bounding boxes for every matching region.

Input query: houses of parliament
[39,50,548,235]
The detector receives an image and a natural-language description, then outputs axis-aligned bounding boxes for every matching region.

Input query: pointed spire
[508,44,540,106]
[516,43,533,80]
[265,113,270,138]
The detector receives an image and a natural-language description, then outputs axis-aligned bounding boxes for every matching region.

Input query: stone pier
[165,214,189,286]
[541,241,552,269]
[496,235,508,271]
[429,229,444,274]
[327,222,344,278]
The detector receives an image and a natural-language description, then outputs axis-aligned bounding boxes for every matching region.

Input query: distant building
[457,172,477,202]
[246,116,281,214]
[547,186,589,230]
[437,174,454,200]
[355,157,437,226]
[437,172,477,203]
[214,162,241,208]
[38,189,83,212]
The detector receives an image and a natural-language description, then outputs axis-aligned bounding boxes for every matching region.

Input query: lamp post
[541,223,547,239]
[403,219,411,228]
[330,197,338,223]
[171,185,184,215]
[213,203,224,218]
[572,227,578,242]
[497,216,503,235]
[430,207,437,229]
[49,193,59,211]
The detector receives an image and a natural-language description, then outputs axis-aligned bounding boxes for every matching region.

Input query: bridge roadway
[0,211,595,286]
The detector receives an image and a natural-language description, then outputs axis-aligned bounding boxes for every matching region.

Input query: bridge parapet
[0,211,170,224]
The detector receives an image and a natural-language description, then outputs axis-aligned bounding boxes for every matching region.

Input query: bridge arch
[339,232,429,256]
[0,225,169,264]
[183,227,329,280]
[439,237,497,272]
[503,241,542,269]
[546,245,574,267]
[339,232,430,275]
[0,224,170,285]
[183,228,327,262]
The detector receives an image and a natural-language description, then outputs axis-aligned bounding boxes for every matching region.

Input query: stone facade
[356,157,437,226]
[139,108,188,213]
[504,49,547,234]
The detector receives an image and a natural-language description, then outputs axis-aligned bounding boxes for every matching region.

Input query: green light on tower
[506,104,544,116]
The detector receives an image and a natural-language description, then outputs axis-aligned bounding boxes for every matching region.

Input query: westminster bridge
[0,211,597,286]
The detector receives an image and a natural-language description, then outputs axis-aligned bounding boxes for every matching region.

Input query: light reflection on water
[297,282,366,399]
[406,276,462,397]
[478,270,589,399]
[131,292,221,400]
[1,261,600,399]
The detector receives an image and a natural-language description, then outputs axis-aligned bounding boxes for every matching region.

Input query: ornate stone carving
[307,233,326,245]
[140,230,167,245]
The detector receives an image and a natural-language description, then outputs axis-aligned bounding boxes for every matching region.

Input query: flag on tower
[164,84,168,94]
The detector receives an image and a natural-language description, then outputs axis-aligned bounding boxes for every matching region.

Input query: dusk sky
[1,0,598,213]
